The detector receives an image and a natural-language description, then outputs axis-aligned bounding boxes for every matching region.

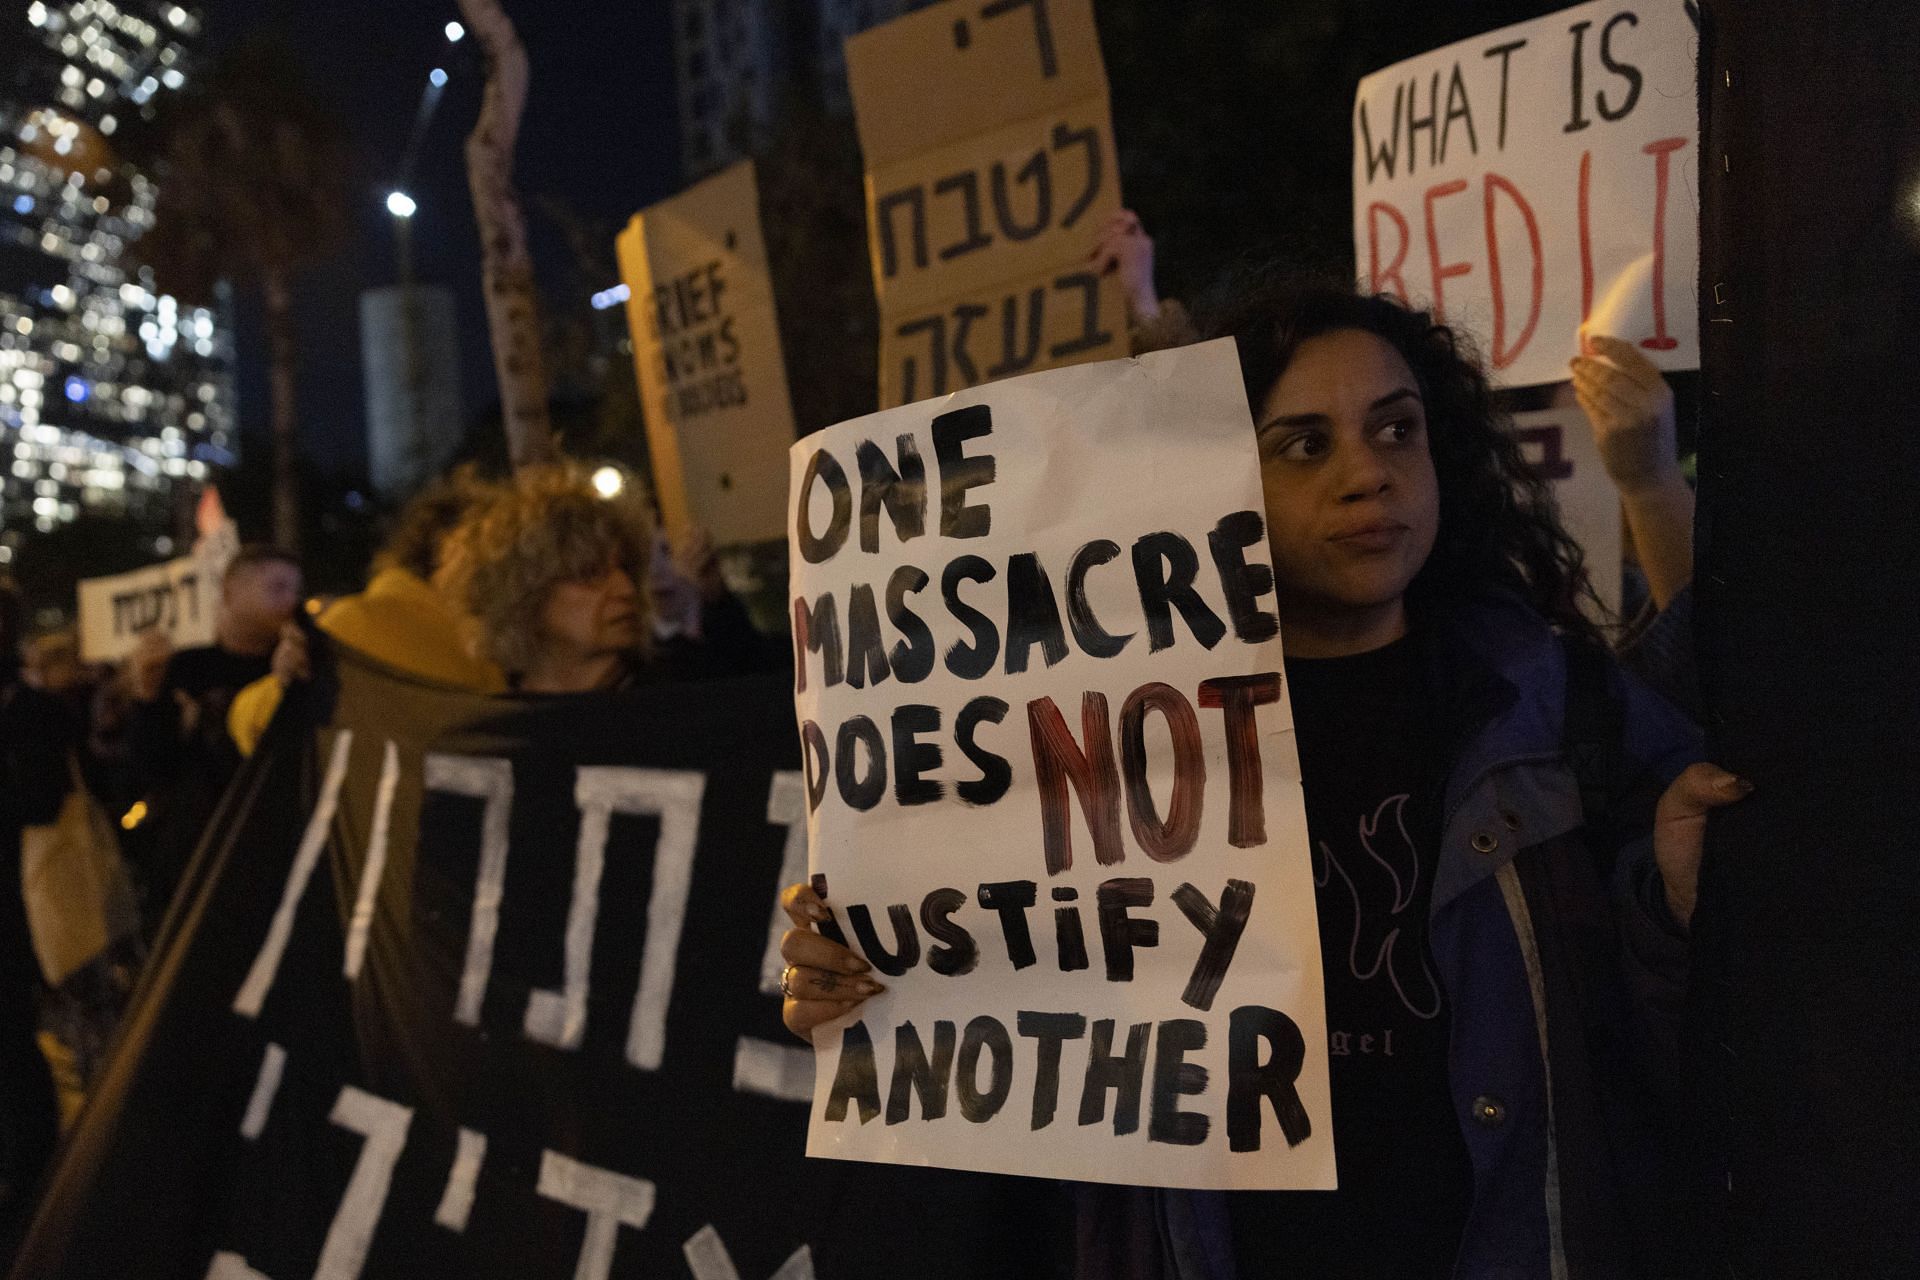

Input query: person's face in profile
[539,561,641,663]
[225,560,304,648]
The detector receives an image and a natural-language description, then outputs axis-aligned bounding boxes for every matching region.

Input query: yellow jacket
[228,566,504,756]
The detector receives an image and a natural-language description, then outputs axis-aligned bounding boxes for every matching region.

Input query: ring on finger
[780,965,802,1000]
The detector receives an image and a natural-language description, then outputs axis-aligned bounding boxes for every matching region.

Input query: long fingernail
[807,903,829,921]
[1724,775,1754,797]
[847,956,871,973]
[857,980,884,995]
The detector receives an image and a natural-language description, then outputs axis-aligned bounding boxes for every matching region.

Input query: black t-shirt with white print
[1228,634,1473,1278]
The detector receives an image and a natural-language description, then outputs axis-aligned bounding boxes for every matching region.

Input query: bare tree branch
[456,0,556,470]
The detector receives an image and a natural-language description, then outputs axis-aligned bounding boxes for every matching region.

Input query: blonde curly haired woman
[436,464,655,694]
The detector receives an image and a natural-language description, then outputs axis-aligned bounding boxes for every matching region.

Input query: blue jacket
[1074,595,1704,1280]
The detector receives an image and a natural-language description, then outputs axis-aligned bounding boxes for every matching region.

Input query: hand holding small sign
[1569,332,1679,498]
[1570,331,1695,609]
[779,881,885,1041]
[1089,209,1159,324]
[127,629,172,703]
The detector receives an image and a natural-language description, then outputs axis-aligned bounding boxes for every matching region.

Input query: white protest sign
[788,341,1334,1189]
[77,527,236,662]
[1352,0,1698,387]
[1509,404,1624,621]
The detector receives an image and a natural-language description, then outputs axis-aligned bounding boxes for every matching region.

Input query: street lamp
[592,467,625,499]
[386,190,417,219]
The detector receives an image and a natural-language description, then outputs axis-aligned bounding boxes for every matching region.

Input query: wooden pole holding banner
[457,0,556,471]
[1690,1,1920,1271]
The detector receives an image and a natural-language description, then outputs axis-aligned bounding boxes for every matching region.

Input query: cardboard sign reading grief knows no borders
[617,160,796,546]
[787,342,1336,1189]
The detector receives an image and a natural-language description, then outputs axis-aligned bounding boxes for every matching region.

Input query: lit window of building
[0,1,233,556]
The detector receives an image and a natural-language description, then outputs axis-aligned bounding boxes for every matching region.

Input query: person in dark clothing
[647,527,786,681]
[122,545,301,925]
[773,280,1748,1278]
[21,630,113,796]
[229,468,508,759]
[1224,634,1473,1269]
[0,583,72,1258]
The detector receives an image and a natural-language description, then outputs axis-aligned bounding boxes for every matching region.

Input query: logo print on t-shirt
[1313,793,1442,1019]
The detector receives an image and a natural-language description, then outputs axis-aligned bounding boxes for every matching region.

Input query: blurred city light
[589,283,630,311]
[445,21,465,42]
[591,466,624,499]
[386,190,417,219]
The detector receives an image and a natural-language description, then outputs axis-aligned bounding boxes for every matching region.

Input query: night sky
[196,0,681,479]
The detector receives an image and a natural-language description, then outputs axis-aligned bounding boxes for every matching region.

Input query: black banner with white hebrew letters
[12,650,1065,1280]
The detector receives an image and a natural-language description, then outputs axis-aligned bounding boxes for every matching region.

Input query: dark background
[188,0,1571,534]
[3,0,1645,603]
[195,0,681,482]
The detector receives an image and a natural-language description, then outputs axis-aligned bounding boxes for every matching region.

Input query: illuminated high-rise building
[0,1,236,567]
[673,0,937,176]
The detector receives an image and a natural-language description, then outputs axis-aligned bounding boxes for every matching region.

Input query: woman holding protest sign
[1099,206,1703,718]
[776,275,1743,1278]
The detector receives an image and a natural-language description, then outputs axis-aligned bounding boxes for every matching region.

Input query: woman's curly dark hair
[1197,271,1602,642]
[433,463,655,677]
[373,463,503,581]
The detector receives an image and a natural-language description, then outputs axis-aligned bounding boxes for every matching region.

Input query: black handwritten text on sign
[787,342,1337,1188]
[872,114,1107,306]
[889,269,1116,404]
[649,254,749,423]
[112,572,202,637]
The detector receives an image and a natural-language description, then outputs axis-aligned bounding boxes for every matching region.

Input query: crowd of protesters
[0,461,782,1256]
[0,210,1724,1276]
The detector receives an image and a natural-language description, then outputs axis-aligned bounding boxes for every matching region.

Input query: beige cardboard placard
[864,98,1117,317]
[849,0,1127,408]
[617,160,795,546]
[880,261,1129,407]
[847,0,1109,167]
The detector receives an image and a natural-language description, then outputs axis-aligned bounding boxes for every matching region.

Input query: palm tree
[133,40,352,553]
